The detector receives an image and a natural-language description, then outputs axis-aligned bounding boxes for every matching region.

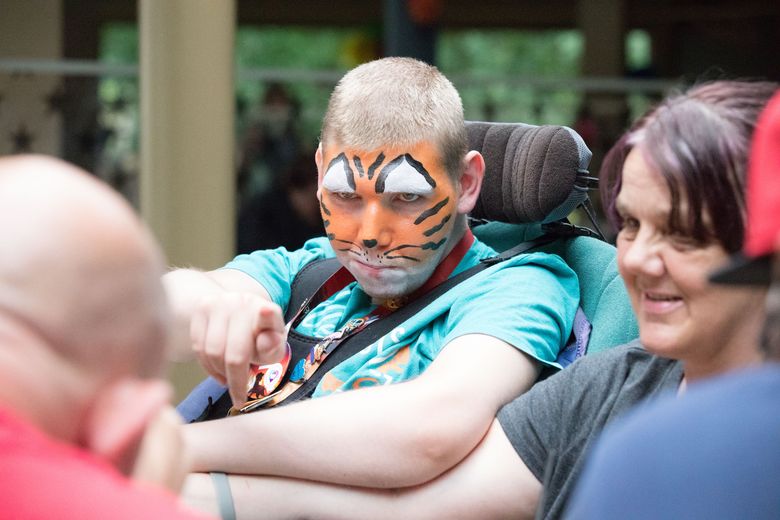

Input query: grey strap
[210,472,236,520]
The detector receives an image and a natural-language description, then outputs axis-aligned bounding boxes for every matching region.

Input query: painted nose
[358,203,392,248]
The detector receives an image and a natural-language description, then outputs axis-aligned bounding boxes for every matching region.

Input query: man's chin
[344,258,433,302]
[359,281,408,302]
[356,274,416,302]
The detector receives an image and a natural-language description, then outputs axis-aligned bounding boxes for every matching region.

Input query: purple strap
[555,306,592,368]
[176,376,227,423]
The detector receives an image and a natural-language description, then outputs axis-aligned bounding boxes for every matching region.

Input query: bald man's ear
[79,378,172,476]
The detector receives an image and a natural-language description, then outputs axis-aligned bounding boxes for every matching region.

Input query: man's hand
[190,292,287,407]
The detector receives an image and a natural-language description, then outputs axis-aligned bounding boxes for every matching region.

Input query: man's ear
[456,150,485,214]
[78,378,172,476]
[315,144,325,199]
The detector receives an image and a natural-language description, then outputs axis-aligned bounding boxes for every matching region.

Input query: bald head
[0,155,170,381]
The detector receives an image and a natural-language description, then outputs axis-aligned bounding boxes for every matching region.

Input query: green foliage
[235,26,369,142]
[626,30,652,72]
[99,23,139,64]
[439,29,582,76]
[98,23,139,105]
[438,29,584,125]
[97,23,592,176]
[234,26,587,139]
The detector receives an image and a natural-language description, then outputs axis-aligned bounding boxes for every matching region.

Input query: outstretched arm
[163,268,287,405]
[163,268,272,359]
[184,333,539,488]
[182,420,541,520]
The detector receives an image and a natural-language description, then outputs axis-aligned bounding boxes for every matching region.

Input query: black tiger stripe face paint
[319,141,459,299]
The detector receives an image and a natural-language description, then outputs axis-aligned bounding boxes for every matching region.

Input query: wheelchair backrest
[467,121,639,352]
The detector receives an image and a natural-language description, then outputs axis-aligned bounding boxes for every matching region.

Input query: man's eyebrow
[325,153,355,190]
[402,154,436,188]
[375,154,436,193]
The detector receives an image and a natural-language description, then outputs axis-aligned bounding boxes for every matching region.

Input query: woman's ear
[456,150,485,214]
[78,378,172,476]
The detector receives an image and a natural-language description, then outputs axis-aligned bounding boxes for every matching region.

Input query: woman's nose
[620,231,665,278]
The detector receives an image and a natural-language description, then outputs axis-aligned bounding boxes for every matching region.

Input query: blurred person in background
[236,150,322,254]
[0,155,212,519]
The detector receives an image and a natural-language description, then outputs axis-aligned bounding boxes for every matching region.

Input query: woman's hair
[320,57,468,180]
[600,80,778,252]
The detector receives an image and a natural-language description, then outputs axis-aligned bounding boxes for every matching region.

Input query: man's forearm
[182,472,396,520]
[162,267,273,362]
[182,421,541,520]
[163,268,228,361]
[183,378,470,488]
[183,335,537,488]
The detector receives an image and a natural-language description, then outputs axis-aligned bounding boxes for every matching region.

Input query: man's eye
[397,193,420,202]
[333,192,358,200]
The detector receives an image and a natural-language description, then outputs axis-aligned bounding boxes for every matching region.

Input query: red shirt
[0,407,212,519]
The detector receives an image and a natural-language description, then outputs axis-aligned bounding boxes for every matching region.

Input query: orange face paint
[319,142,459,300]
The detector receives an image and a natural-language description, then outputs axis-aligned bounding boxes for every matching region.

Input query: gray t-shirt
[497,340,683,519]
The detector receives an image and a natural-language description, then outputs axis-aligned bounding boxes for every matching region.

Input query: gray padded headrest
[467,121,592,224]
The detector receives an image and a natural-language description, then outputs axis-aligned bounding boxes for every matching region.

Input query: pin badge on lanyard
[231,315,379,415]
[230,266,373,415]
[245,343,292,399]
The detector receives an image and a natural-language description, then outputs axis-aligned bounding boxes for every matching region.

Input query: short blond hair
[321,57,468,178]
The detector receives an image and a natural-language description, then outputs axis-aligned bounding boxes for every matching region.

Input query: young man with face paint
[165,57,579,510]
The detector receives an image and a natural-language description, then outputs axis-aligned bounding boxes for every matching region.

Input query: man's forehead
[323,141,445,169]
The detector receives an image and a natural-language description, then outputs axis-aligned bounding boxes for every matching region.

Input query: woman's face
[615,148,766,377]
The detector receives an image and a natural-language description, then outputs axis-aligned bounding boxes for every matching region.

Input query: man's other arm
[183,258,575,488]
[183,420,541,520]
[184,333,539,487]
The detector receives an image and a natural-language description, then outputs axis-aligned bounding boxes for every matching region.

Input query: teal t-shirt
[224,236,578,397]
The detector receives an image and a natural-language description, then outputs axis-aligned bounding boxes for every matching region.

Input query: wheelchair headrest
[466,121,592,224]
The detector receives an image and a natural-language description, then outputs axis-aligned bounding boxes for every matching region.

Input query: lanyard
[231,229,475,414]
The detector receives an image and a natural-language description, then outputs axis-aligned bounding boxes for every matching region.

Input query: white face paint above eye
[382,158,435,195]
[322,159,355,193]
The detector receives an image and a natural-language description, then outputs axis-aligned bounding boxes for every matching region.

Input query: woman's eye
[621,217,639,230]
[617,217,639,238]
[668,232,699,250]
[397,193,420,202]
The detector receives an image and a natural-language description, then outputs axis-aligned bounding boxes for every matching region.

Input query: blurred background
[2,0,778,395]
